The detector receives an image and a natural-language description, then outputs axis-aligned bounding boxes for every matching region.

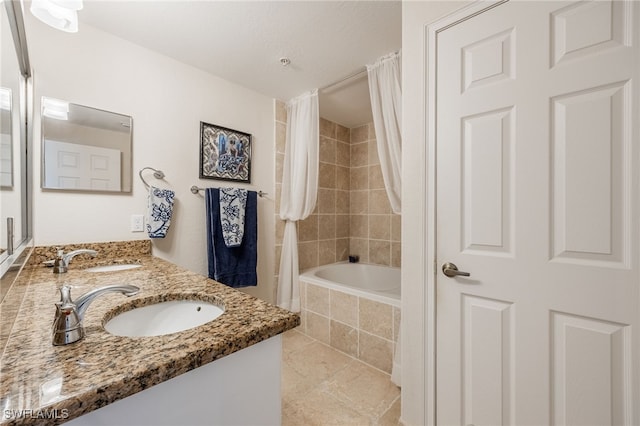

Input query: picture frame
[199,121,251,183]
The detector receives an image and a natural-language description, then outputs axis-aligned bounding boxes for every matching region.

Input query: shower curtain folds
[367,51,402,214]
[277,89,319,312]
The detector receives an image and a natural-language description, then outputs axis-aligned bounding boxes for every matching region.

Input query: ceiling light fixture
[280,57,291,67]
[30,0,83,33]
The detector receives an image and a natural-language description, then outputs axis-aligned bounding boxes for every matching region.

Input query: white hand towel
[147,186,175,238]
[219,187,248,247]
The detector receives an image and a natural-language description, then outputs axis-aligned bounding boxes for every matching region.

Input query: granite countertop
[0,243,299,425]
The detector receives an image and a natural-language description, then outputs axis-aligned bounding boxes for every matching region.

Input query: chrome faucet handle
[53,248,98,274]
[51,284,140,346]
[52,286,84,345]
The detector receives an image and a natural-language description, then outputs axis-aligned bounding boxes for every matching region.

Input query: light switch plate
[131,214,145,232]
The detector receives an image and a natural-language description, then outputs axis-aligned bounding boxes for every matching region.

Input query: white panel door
[44,139,121,191]
[435,1,639,425]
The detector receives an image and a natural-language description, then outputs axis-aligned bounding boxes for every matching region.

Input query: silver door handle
[442,262,470,278]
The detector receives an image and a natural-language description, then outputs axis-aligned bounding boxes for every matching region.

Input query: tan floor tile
[378,396,401,426]
[282,328,314,354]
[325,361,400,419]
[287,387,373,425]
[284,341,353,384]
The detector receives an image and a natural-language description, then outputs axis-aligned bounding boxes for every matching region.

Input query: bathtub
[298,262,401,374]
[299,262,400,307]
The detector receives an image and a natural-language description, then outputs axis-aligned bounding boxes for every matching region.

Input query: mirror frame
[0,0,32,279]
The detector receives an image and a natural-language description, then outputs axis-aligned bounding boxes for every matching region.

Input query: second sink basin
[104,300,224,337]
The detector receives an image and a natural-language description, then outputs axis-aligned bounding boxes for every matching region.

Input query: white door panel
[435,1,638,425]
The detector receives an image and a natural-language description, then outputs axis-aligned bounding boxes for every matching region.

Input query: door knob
[442,262,470,278]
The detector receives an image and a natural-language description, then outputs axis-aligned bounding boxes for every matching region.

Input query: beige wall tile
[336,124,350,143]
[336,214,350,238]
[369,240,391,266]
[320,135,336,164]
[350,215,368,238]
[391,214,401,242]
[359,298,393,339]
[330,290,358,327]
[391,242,401,268]
[349,238,369,263]
[318,214,336,240]
[336,238,349,261]
[276,218,285,242]
[369,189,391,214]
[350,124,368,143]
[318,240,336,266]
[368,138,380,165]
[336,166,350,191]
[350,142,368,167]
[299,280,307,310]
[298,241,319,271]
[318,188,336,214]
[305,311,330,345]
[320,117,337,139]
[350,190,369,215]
[298,214,318,242]
[319,162,336,189]
[275,244,282,271]
[367,122,376,140]
[336,190,350,214]
[330,320,358,358]
[336,142,350,167]
[359,331,393,373]
[350,166,369,190]
[276,100,287,123]
[276,122,287,154]
[307,284,330,316]
[276,152,285,184]
[369,215,390,240]
[369,164,385,189]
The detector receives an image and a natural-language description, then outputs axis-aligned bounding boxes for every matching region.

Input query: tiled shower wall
[273,101,402,299]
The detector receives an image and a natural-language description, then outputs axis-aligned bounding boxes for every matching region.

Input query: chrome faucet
[53,249,98,273]
[52,284,140,346]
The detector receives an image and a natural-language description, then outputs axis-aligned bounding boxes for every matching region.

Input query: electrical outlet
[131,214,144,232]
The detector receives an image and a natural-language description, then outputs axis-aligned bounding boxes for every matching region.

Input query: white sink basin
[86,264,142,272]
[104,300,224,337]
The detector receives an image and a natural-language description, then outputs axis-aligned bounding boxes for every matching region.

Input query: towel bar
[190,185,267,198]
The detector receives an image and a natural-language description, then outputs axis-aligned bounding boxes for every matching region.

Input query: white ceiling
[78,1,402,129]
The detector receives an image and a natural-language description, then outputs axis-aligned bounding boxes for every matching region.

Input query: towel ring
[139,167,165,188]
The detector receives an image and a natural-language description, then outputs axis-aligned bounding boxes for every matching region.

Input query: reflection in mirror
[0,0,31,276]
[41,98,132,192]
[0,87,12,188]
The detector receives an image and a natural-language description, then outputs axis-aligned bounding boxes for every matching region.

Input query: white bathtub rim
[299,262,401,308]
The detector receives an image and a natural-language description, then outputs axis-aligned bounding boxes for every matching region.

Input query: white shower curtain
[367,51,402,214]
[277,89,319,312]
[369,51,403,386]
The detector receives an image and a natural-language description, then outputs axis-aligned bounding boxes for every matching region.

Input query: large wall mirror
[41,98,132,192]
[1,0,32,276]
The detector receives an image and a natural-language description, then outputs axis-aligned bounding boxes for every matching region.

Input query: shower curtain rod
[319,67,367,92]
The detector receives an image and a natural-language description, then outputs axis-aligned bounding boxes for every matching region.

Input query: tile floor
[282,328,401,425]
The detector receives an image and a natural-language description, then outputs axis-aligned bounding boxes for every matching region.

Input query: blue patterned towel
[147,186,175,238]
[219,188,248,247]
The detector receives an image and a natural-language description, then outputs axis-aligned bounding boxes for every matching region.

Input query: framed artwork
[199,121,251,182]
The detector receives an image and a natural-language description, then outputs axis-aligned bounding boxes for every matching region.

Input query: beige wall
[274,100,402,292]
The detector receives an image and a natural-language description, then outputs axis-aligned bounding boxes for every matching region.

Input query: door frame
[420,1,509,424]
